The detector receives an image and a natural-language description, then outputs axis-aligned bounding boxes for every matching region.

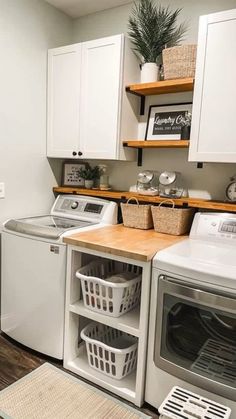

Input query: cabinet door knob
[72,151,77,156]
[78,151,83,156]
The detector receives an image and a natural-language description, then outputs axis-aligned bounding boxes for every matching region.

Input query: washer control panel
[59,199,102,214]
[190,212,236,242]
[52,196,105,218]
[50,194,117,225]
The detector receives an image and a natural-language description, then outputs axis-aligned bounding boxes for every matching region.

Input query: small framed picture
[145,103,192,140]
[62,161,86,187]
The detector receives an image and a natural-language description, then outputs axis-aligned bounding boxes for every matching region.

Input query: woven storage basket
[162,44,197,80]
[151,200,194,235]
[121,197,153,230]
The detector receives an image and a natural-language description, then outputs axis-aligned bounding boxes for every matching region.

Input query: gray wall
[72,0,236,42]
[72,0,236,200]
[0,0,72,225]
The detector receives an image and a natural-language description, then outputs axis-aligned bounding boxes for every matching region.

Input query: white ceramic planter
[84,180,94,189]
[141,63,160,83]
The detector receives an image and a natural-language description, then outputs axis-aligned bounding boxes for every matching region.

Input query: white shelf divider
[69,301,140,337]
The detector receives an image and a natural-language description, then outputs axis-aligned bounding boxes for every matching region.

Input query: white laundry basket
[159,386,231,419]
[76,260,142,317]
[81,322,138,380]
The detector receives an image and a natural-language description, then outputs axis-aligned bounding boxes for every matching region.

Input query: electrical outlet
[0,183,5,198]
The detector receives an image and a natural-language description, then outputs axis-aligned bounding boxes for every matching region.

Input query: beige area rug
[0,363,151,419]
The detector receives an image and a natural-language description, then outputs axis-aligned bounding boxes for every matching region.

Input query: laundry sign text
[145,103,192,140]
[153,111,186,135]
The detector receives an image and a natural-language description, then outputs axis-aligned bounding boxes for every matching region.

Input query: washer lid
[4,215,97,240]
[153,238,236,289]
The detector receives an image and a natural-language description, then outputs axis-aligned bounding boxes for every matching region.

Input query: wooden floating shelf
[123,140,190,149]
[53,187,236,213]
[54,187,123,200]
[123,140,190,165]
[126,77,194,96]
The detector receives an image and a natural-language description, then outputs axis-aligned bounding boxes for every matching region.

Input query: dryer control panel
[190,212,236,242]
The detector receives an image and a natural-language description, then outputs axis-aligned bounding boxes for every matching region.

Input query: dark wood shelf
[123,140,190,149]
[123,140,189,165]
[53,187,236,213]
[126,78,194,97]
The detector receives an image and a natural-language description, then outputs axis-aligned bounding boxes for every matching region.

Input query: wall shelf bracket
[140,96,145,116]
[123,142,143,166]
[137,148,143,166]
[126,87,145,116]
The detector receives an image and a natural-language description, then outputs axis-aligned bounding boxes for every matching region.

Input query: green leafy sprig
[78,164,101,180]
[128,0,187,63]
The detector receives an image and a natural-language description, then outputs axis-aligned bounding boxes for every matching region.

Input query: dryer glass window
[160,294,236,389]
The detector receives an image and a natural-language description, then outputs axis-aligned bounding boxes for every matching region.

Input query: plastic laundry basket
[81,322,138,380]
[76,260,142,317]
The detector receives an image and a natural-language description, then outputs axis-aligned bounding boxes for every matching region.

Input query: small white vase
[84,180,94,189]
[141,63,160,83]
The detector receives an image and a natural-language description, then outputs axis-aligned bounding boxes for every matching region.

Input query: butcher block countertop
[63,225,187,262]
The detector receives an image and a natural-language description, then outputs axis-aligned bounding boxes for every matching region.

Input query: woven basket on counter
[151,200,194,235]
[121,197,153,230]
[162,44,197,80]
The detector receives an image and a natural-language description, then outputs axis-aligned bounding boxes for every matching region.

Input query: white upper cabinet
[79,36,122,159]
[189,9,236,163]
[47,44,82,158]
[47,35,139,160]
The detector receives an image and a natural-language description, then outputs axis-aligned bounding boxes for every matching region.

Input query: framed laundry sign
[145,103,192,140]
[62,161,86,187]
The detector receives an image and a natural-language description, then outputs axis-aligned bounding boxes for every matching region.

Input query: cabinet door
[47,44,81,158]
[79,35,123,159]
[189,9,236,162]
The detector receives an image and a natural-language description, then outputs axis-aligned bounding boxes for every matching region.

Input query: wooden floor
[0,333,159,418]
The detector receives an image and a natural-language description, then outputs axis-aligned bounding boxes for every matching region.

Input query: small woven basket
[162,44,197,80]
[151,200,194,235]
[121,197,153,230]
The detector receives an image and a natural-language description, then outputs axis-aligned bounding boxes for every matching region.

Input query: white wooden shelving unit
[63,245,151,407]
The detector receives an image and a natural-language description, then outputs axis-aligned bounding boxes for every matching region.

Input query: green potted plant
[128,0,187,83]
[78,164,101,189]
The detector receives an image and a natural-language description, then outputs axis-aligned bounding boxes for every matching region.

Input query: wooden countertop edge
[63,237,155,262]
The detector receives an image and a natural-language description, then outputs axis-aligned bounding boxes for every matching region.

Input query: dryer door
[154,275,236,401]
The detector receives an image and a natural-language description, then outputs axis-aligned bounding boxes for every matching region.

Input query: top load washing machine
[1,195,117,359]
[145,212,236,416]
